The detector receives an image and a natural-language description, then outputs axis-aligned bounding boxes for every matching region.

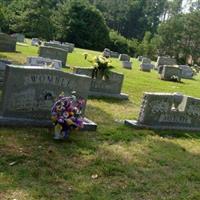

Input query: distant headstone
[142,57,151,64]
[138,56,143,62]
[103,48,110,58]
[110,51,119,58]
[39,46,68,66]
[0,33,16,52]
[0,59,12,87]
[119,54,130,62]
[73,67,128,100]
[155,56,176,70]
[179,65,193,79]
[12,33,25,43]
[27,56,62,69]
[44,42,70,53]
[31,38,40,46]
[140,58,154,72]
[0,65,97,130]
[160,65,182,82]
[125,92,200,131]
[122,61,132,69]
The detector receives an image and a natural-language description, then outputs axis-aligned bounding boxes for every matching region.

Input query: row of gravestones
[1,64,200,132]
[102,48,132,70]
[0,34,200,131]
[138,56,195,81]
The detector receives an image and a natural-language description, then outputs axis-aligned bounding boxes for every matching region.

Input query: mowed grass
[1,43,200,200]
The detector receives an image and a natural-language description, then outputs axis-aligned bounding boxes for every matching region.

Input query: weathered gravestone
[64,42,75,53]
[160,65,182,82]
[0,33,17,52]
[0,59,12,87]
[0,65,97,130]
[103,48,110,58]
[119,54,130,62]
[110,51,119,58]
[179,65,194,79]
[73,67,128,100]
[125,92,200,131]
[140,58,154,72]
[39,46,68,66]
[27,56,62,69]
[122,61,132,69]
[138,56,143,62]
[44,42,69,53]
[31,38,41,46]
[155,56,177,70]
[12,33,25,43]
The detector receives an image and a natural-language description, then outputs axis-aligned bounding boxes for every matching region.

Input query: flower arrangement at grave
[51,91,85,140]
[84,53,114,80]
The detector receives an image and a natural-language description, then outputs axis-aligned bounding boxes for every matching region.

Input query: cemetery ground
[1,44,200,200]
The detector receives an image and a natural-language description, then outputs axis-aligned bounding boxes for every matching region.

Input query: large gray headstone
[0,33,16,52]
[160,65,182,82]
[73,67,128,100]
[39,46,68,66]
[1,65,91,120]
[125,92,200,131]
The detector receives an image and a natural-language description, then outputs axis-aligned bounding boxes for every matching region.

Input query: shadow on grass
[153,129,200,139]
[1,126,200,199]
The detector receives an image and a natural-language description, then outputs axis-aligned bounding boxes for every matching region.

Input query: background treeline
[0,0,200,63]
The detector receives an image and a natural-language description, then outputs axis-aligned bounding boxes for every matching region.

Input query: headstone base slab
[89,92,128,100]
[0,116,97,131]
[124,120,200,131]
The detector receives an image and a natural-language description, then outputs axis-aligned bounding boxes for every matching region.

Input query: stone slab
[0,116,97,131]
[89,91,128,100]
[124,120,200,131]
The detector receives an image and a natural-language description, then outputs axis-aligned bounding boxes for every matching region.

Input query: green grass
[1,43,200,200]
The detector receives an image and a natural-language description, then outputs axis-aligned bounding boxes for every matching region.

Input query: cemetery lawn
[1,44,200,200]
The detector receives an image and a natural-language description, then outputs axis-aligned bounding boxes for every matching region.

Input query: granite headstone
[73,67,128,100]
[0,33,17,52]
[0,65,97,130]
[125,92,200,131]
[39,46,68,66]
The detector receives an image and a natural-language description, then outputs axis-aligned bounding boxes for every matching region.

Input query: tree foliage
[53,0,109,50]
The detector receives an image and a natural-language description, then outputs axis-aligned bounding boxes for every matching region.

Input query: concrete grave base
[124,120,200,131]
[89,91,128,100]
[0,116,97,131]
